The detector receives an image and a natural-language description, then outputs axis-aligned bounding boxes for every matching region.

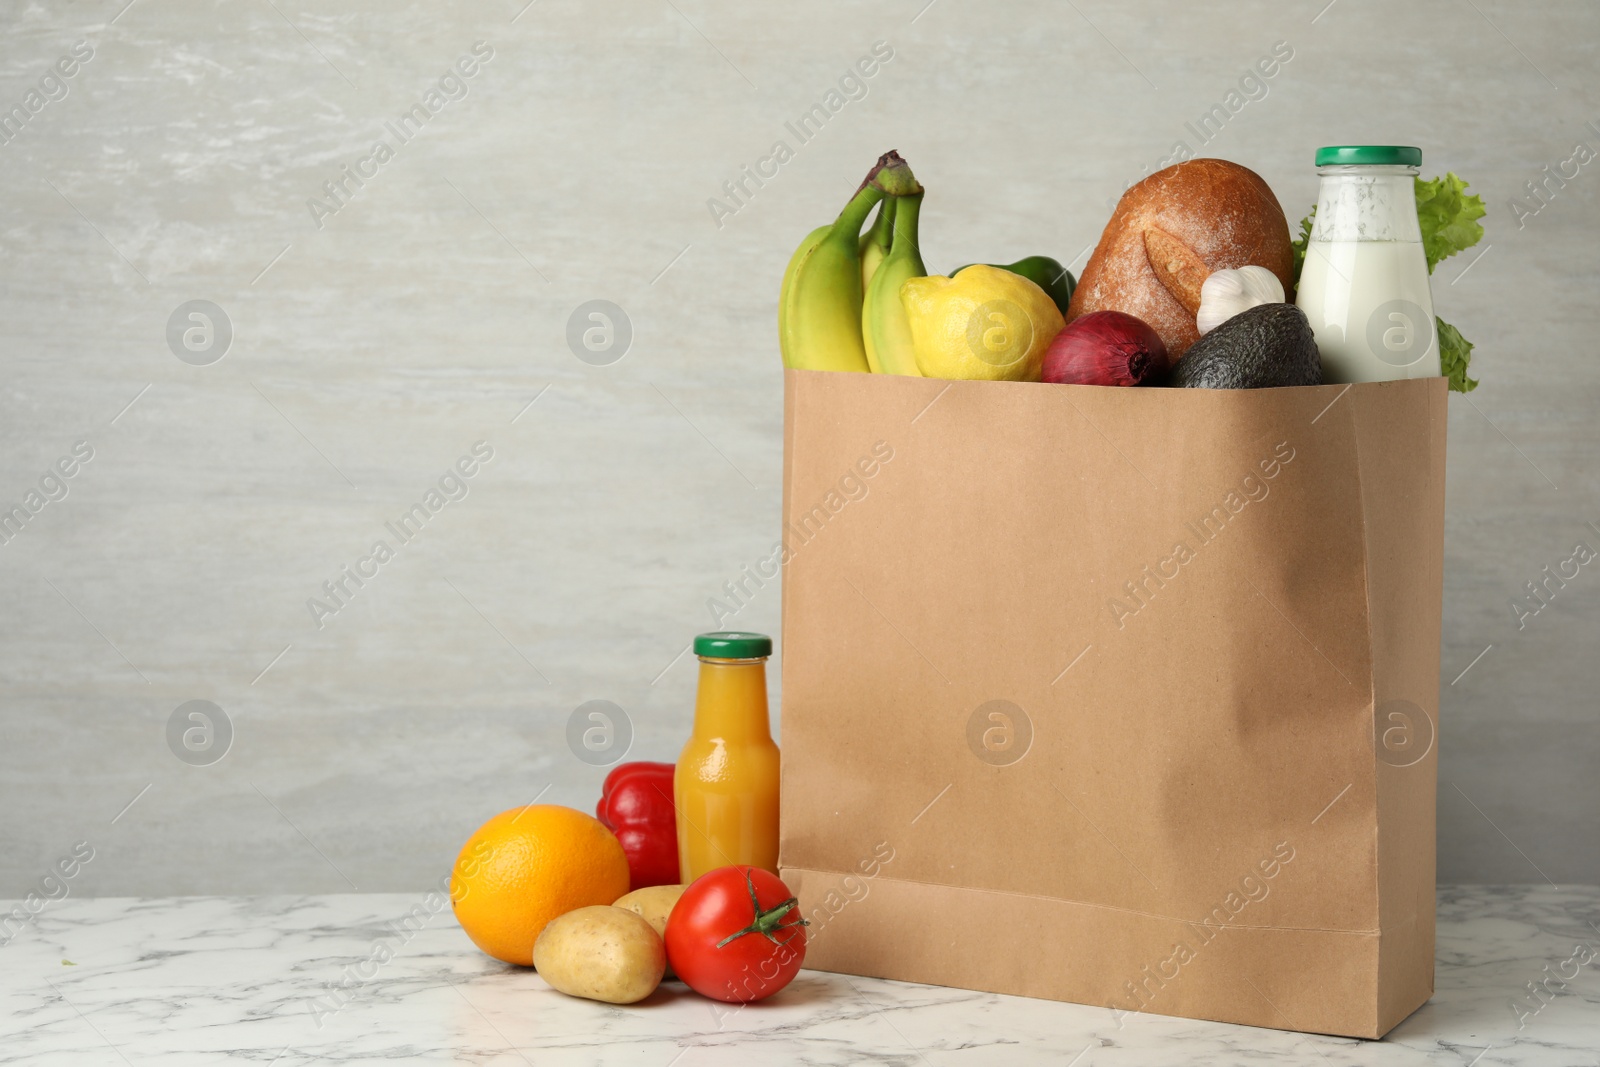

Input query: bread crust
[1067,159,1293,358]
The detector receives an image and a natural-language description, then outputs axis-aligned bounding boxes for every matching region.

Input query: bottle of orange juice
[675,632,779,883]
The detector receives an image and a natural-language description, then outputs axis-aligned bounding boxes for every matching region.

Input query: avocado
[1169,303,1321,389]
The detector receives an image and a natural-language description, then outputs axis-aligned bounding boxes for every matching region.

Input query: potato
[614,885,685,978]
[613,885,685,940]
[532,906,664,1005]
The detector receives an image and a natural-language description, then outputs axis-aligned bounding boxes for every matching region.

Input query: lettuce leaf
[1290,207,1315,289]
[1437,316,1477,392]
[1415,173,1485,392]
[1415,173,1487,275]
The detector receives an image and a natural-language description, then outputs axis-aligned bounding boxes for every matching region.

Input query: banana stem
[833,182,886,240]
[856,150,924,199]
[889,192,925,269]
[865,197,896,254]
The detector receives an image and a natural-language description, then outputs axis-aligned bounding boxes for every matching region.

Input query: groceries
[613,884,685,941]
[524,865,805,1007]
[902,264,1065,381]
[778,149,1484,391]
[1293,147,1438,383]
[1435,318,1477,391]
[1067,158,1295,359]
[614,883,686,978]
[1300,237,1435,380]
[450,630,795,1009]
[1415,172,1488,275]
[450,805,631,966]
[1041,310,1169,386]
[955,256,1076,316]
[778,152,921,373]
[1414,172,1487,391]
[1168,303,1321,389]
[781,152,1072,382]
[859,197,895,291]
[862,190,926,376]
[1195,266,1285,336]
[532,905,667,1005]
[595,761,678,891]
[665,866,807,1003]
[1409,172,1486,392]
[1291,163,1485,391]
[675,632,780,883]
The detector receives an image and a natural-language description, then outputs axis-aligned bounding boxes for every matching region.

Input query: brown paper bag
[778,368,1446,1039]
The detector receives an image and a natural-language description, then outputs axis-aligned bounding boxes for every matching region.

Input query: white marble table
[3,886,1597,1065]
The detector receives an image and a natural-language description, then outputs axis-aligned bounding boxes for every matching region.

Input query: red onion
[1041,310,1170,386]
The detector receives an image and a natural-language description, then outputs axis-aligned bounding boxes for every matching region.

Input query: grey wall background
[1,0,1595,896]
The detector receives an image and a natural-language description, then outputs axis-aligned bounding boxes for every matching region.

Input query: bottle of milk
[1295,146,1439,383]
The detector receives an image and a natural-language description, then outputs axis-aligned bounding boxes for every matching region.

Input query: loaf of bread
[1066,159,1293,359]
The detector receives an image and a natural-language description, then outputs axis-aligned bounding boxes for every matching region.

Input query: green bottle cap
[1315,145,1422,167]
[694,632,772,659]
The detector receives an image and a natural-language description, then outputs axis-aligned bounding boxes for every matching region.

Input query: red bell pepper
[596,761,679,890]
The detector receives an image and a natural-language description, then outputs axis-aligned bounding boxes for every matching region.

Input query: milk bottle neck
[1312,165,1422,244]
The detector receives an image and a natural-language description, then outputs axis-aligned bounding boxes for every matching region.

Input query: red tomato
[664,866,807,1003]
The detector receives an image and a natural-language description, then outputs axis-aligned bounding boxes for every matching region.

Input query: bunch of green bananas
[778,151,1076,377]
[778,151,920,374]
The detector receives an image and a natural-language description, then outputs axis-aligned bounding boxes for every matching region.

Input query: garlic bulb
[1195,266,1285,335]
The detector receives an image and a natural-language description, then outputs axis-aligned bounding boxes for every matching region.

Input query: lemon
[900,265,1065,381]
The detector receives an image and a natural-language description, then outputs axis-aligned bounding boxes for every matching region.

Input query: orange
[451,804,630,966]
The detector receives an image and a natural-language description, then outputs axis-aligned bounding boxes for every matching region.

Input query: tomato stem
[715,868,811,949]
